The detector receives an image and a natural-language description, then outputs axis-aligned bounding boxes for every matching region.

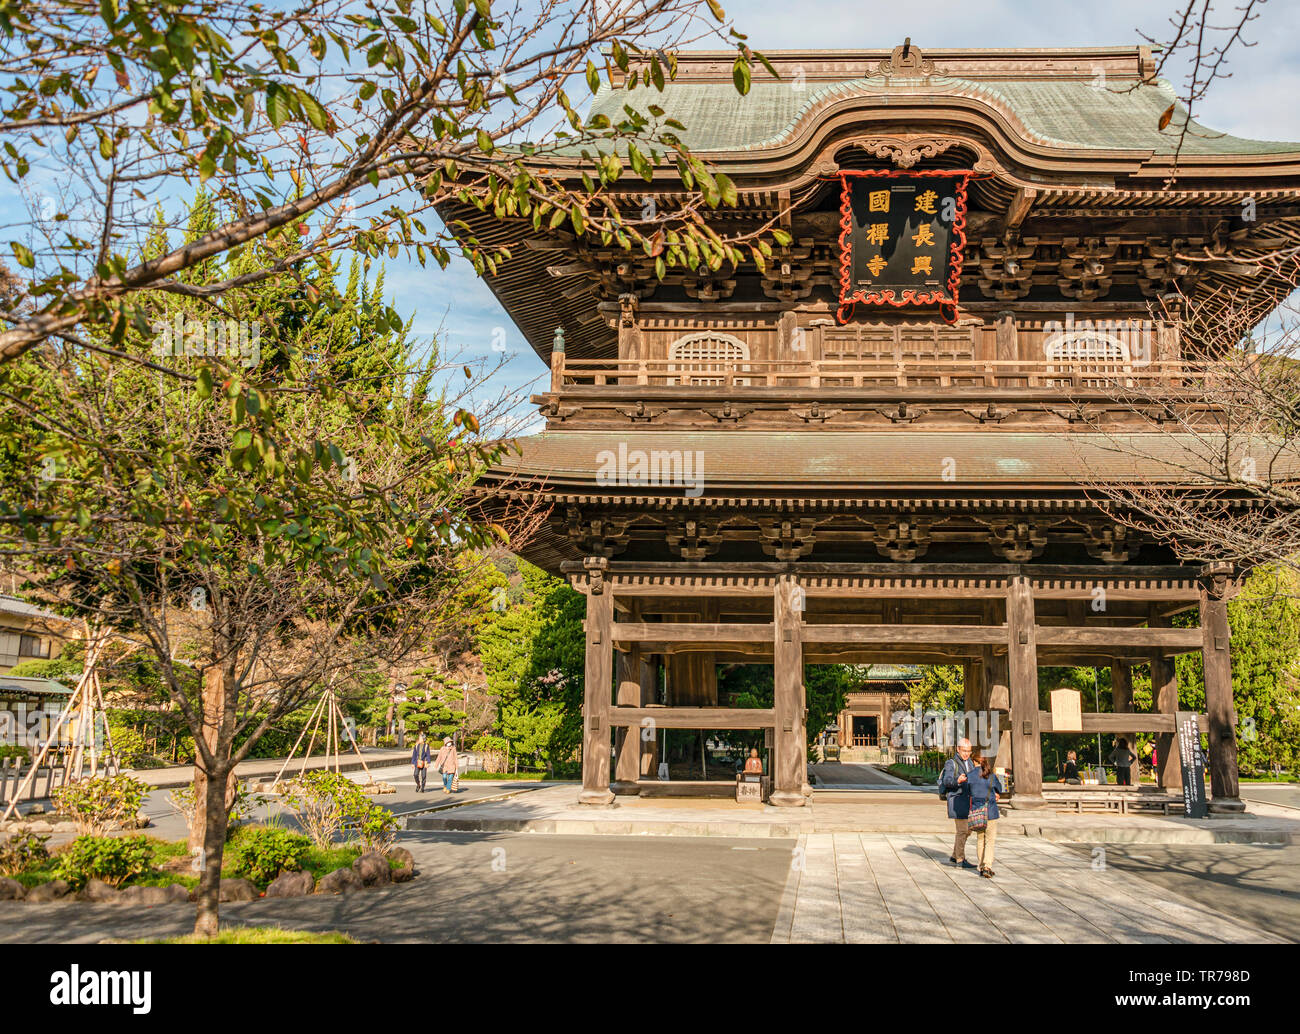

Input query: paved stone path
[770,832,1285,943]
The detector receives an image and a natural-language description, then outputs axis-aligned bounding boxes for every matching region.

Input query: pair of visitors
[938,738,1004,878]
[1061,750,1081,784]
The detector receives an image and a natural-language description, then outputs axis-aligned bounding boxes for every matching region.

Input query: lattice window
[667,332,750,385]
[1043,332,1133,386]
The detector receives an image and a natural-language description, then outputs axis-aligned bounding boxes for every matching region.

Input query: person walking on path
[965,752,1005,878]
[1108,737,1138,786]
[435,736,458,794]
[938,738,978,869]
[411,731,432,793]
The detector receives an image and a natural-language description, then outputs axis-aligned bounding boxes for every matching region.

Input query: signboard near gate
[1175,710,1208,818]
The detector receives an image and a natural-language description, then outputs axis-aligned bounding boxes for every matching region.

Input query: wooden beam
[1034,627,1202,649]
[612,622,773,643]
[1039,712,1208,734]
[800,624,1007,644]
[607,707,776,730]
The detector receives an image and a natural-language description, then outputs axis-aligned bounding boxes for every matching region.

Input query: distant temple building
[454,45,1300,808]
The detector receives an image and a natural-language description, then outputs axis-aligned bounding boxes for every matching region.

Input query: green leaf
[266,83,290,128]
[195,367,213,399]
[706,0,726,20]
[732,58,751,96]
[9,242,34,268]
[299,91,328,131]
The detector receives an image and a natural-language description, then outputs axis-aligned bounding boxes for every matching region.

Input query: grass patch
[298,844,362,881]
[140,925,357,944]
[886,764,939,786]
[457,770,552,780]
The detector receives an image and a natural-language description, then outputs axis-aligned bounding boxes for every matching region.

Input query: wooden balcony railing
[548,356,1216,392]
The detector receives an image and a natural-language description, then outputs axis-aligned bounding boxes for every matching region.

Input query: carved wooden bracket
[982,519,1049,562]
[759,519,818,561]
[566,508,630,558]
[666,518,724,560]
[875,403,929,424]
[616,402,665,423]
[963,403,1015,424]
[858,135,956,168]
[791,402,843,423]
[704,402,754,423]
[583,555,609,595]
[872,518,933,562]
[1084,522,1134,563]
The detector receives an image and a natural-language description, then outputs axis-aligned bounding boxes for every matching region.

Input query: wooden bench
[1041,787,1184,815]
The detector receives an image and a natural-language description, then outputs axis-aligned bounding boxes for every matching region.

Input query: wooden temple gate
[453,44,1300,816]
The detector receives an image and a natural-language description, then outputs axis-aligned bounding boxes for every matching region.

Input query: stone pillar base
[1208,798,1245,814]
[578,789,616,807]
[1005,794,1048,810]
[610,780,641,796]
[769,791,808,808]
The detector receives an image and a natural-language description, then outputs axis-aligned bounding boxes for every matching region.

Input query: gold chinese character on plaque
[866,223,890,246]
[915,190,938,215]
[868,190,890,213]
[865,254,887,276]
[911,224,935,248]
[911,255,933,276]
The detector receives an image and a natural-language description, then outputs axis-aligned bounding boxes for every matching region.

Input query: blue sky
[394,0,1300,417]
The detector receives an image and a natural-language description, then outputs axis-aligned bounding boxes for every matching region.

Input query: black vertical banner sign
[837,171,971,323]
[1175,710,1208,818]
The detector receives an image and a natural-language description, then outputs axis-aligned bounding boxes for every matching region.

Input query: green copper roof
[585,75,1300,156]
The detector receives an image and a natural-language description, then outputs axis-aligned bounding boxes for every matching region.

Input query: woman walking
[965,752,1005,878]
[435,736,459,794]
[411,731,432,793]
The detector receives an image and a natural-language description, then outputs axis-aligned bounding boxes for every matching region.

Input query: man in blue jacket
[938,738,978,868]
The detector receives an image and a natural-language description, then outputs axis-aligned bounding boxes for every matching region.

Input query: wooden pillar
[1149,605,1181,791]
[1199,569,1240,805]
[1007,577,1043,799]
[579,584,614,806]
[771,574,806,807]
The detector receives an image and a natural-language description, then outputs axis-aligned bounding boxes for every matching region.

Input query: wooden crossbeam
[1034,627,1202,648]
[800,624,1008,644]
[607,707,776,729]
[611,622,774,642]
[1038,711,1208,734]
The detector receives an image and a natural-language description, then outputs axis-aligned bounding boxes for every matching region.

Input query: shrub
[0,744,31,764]
[0,830,50,876]
[224,827,312,886]
[51,774,148,835]
[283,771,370,848]
[357,805,398,855]
[54,835,154,888]
[919,750,948,772]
